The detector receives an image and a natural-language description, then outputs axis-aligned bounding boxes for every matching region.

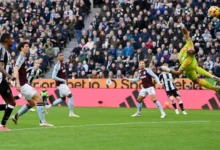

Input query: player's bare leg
[131,96,144,117]
[12,100,35,125]
[169,96,179,114]
[32,93,53,126]
[175,96,187,115]
[150,94,166,118]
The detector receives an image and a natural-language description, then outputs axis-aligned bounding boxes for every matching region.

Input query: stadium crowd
[0,0,91,74]
[0,0,219,80]
[67,0,220,79]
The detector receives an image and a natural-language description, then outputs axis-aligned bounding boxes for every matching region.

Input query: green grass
[1,107,220,150]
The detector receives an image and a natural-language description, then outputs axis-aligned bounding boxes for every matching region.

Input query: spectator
[88,60,95,74]
[76,61,85,77]
[113,70,124,79]
[67,63,74,79]
[80,70,87,78]
[75,16,85,43]
[124,42,134,59]
[116,44,124,59]
[30,43,38,57]
[97,72,105,79]
[101,65,108,78]
[27,57,34,68]
[78,50,86,62]
[209,48,219,62]
[169,48,179,66]
[134,49,145,62]
[90,70,98,79]
[204,56,214,71]
[83,60,89,73]
[107,71,114,79]
[108,44,116,59]
[214,64,220,77]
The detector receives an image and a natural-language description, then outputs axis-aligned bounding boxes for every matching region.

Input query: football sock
[1,104,14,126]
[196,67,212,78]
[36,103,46,123]
[0,104,6,111]
[52,98,63,106]
[16,104,32,118]
[198,79,216,90]
[154,100,165,114]
[137,102,142,113]
[171,102,177,109]
[68,96,73,113]
[179,101,185,111]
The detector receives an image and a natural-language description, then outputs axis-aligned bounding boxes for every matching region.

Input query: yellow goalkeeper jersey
[178,39,198,71]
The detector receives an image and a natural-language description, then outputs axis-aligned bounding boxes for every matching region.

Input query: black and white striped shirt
[159,73,176,91]
[0,46,11,83]
[26,67,42,85]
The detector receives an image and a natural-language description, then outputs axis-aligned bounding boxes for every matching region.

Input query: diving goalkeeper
[160,18,220,93]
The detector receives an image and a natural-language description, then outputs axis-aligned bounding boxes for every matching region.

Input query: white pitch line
[11,120,216,131]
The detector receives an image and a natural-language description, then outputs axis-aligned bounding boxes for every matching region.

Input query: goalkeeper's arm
[177,18,190,40]
[160,66,184,76]
[170,69,184,76]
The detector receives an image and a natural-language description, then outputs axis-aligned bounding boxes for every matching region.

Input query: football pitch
[1,107,220,150]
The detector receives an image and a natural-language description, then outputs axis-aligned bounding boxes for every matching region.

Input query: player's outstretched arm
[160,66,184,76]
[125,77,140,83]
[170,69,184,76]
[177,18,190,40]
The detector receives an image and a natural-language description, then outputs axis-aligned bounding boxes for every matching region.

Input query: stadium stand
[0,0,219,79]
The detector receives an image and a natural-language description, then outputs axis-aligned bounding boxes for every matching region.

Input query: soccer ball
[164,102,170,108]
[208,6,220,17]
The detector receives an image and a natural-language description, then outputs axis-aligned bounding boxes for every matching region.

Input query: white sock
[154,100,165,114]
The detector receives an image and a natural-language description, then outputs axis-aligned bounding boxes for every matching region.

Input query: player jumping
[12,42,53,126]
[46,52,79,117]
[160,18,220,93]
[126,60,166,118]
[159,63,187,115]
[0,33,16,131]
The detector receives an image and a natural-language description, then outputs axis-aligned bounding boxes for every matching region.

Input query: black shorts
[166,89,180,97]
[0,79,13,100]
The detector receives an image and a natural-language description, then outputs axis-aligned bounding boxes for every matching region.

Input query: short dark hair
[17,42,29,51]
[194,45,199,54]
[57,52,63,57]
[1,33,11,43]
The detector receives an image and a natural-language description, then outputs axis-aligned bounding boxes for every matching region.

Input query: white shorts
[139,86,156,97]
[58,84,71,97]
[20,84,37,100]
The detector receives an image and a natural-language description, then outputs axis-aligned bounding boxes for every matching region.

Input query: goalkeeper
[160,18,220,93]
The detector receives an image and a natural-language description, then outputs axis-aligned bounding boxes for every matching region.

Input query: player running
[46,52,79,117]
[160,18,220,93]
[12,42,53,126]
[12,60,43,119]
[0,33,16,131]
[126,60,166,118]
[159,63,187,115]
